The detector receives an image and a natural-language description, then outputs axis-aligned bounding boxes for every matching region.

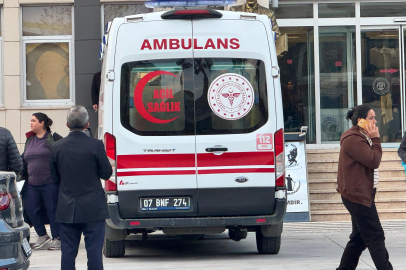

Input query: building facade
[276,1,406,149]
[1,0,405,151]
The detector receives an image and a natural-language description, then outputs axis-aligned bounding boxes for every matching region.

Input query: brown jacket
[337,126,382,207]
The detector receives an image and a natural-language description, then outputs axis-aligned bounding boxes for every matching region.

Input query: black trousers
[337,193,392,270]
[60,220,105,270]
[23,182,59,238]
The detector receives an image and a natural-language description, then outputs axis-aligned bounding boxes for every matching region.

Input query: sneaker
[32,234,51,249]
[48,238,61,250]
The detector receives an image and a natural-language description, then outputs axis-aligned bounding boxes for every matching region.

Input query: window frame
[20,5,75,107]
[0,7,4,107]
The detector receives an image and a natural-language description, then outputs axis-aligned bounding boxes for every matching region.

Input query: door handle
[205,147,228,152]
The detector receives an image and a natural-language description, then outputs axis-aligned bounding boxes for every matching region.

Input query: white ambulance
[99,8,287,257]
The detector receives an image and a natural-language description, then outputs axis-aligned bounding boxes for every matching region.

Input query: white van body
[99,9,287,257]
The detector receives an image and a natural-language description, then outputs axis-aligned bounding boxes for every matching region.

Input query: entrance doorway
[361,27,404,143]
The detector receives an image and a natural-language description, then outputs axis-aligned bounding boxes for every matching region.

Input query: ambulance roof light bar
[161,8,223,19]
[145,0,236,8]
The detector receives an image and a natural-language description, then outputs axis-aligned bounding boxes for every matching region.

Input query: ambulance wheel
[103,238,125,258]
[229,228,248,242]
[255,230,281,254]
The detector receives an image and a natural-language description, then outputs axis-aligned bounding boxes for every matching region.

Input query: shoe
[32,234,51,249]
[48,238,61,250]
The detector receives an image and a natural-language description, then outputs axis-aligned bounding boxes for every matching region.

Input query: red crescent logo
[134,71,180,124]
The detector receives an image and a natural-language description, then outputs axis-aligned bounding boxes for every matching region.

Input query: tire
[103,238,125,258]
[255,229,281,254]
[229,229,248,242]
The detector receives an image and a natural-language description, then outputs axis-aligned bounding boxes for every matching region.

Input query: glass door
[361,28,403,143]
[319,26,356,143]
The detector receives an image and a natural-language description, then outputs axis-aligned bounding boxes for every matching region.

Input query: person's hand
[366,123,380,138]
[93,104,98,112]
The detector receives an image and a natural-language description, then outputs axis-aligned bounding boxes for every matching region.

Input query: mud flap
[261,222,283,237]
[105,222,127,241]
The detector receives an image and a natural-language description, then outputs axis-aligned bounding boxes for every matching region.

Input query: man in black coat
[50,105,112,270]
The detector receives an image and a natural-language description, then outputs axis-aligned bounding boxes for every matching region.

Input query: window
[361,2,406,17]
[120,59,194,136]
[22,6,74,105]
[274,4,313,19]
[0,9,3,105]
[120,58,268,136]
[103,4,152,25]
[318,3,355,18]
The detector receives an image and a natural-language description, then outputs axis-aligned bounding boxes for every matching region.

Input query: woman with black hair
[336,105,392,270]
[21,113,63,250]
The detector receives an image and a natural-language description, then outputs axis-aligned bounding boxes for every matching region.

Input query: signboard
[285,141,310,214]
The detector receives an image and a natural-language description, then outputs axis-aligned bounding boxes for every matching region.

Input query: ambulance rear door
[113,18,198,218]
[192,18,277,216]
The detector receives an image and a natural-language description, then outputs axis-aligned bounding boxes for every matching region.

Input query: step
[309,169,406,179]
[306,148,398,154]
[309,177,406,183]
[310,198,406,211]
[310,212,406,222]
[309,189,406,201]
[307,162,404,173]
[308,151,402,162]
[311,214,351,222]
[310,180,406,190]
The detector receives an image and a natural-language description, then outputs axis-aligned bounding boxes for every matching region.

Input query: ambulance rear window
[120,58,268,136]
[120,59,194,136]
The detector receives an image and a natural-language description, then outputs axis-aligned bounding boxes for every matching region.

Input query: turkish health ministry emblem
[208,73,255,120]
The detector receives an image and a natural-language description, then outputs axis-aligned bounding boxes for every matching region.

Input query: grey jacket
[0,127,22,174]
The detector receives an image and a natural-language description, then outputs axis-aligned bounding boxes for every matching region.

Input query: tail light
[0,191,11,211]
[274,128,285,188]
[104,132,117,192]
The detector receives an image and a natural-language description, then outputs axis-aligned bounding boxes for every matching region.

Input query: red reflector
[104,132,116,160]
[174,10,210,15]
[130,221,140,226]
[0,192,11,211]
[105,179,117,192]
[256,218,266,223]
[274,128,284,156]
[276,174,285,187]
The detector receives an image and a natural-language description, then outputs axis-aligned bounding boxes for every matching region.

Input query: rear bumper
[0,220,31,270]
[106,198,287,230]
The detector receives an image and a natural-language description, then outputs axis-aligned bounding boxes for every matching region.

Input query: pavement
[27,220,406,270]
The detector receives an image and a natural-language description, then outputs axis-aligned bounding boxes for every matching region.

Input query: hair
[67,105,89,131]
[346,105,372,126]
[32,112,53,132]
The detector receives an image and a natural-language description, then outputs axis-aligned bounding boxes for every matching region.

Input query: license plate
[140,197,190,211]
[21,238,32,257]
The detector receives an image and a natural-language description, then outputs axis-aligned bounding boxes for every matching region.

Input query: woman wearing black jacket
[20,113,62,250]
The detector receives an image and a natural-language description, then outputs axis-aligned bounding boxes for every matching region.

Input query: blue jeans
[23,182,60,239]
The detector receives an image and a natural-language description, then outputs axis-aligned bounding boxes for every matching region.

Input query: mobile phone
[357,119,369,130]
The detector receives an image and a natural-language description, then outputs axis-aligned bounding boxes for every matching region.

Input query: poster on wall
[285,141,309,213]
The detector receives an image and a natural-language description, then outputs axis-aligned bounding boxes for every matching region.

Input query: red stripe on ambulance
[117,168,274,177]
[117,170,196,176]
[197,152,274,167]
[198,168,275,175]
[117,151,274,169]
[117,153,194,169]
